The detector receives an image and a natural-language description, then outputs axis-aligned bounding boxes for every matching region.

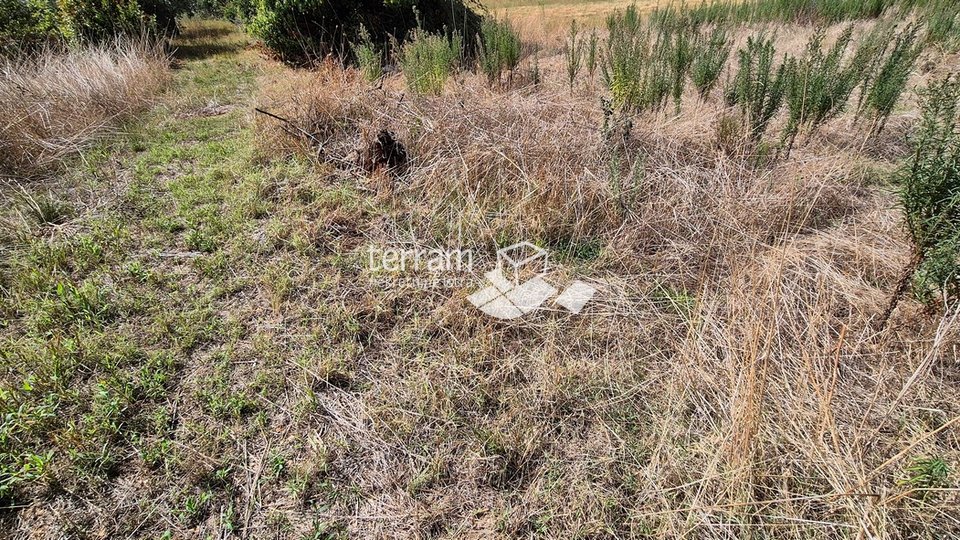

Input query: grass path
[0,21,354,538]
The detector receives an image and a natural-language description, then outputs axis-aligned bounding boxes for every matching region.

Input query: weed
[899,456,951,498]
[725,33,788,143]
[351,25,382,82]
[897,76,960,307]
[401,29,462,95]
[586,28,599,81]
[477,16,522,87]
[860,23,922,136]
[18,191,73,226]
[564,19,584,91]
[690,25,732,100]
[780,26,862,155]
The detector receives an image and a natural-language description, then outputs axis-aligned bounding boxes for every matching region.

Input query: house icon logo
[466,241,597,320]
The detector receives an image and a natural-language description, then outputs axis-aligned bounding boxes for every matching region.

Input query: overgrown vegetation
[0,36,169,176]
[858,23,923,136]
[245,0,480,64]
[725,33,788,142]
[780,26,861,154]
[673,0,960,49]
[602,5,696,112]
[0,0,190,51]
[3,3,960,538]
[400,28,462,95]
[690,25,731,99]
[898,76,960,305]
[351,25,382,82]
[477,15,522,86]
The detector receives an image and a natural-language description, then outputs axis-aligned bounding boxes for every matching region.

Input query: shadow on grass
[172,40,247,60]
[171,20,248,60]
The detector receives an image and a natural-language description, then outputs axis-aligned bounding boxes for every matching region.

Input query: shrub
[859,23,922,136]
[690,25,731,100]
[602,5,694,113]
[564,19,583,91]
[248,0,480,65]
[352,25,382,82]
[58,0,146,42]
[780,26,862,155]
[477,16,521,87]
[0,0,58,51]
[725,33,788,142]
[401,29,462,95]
[898,76,960,305]
[1,0,189,50]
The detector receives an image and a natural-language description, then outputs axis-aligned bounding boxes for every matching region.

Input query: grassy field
[1,6,959,539]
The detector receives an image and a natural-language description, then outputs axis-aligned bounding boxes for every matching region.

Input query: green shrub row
[0,0,190,51]
[245,0,480,65]
[663,0,958,49]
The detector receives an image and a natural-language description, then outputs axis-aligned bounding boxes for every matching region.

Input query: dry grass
[0,37,169,177]
[1,17,958,540]
[244,19,960,538]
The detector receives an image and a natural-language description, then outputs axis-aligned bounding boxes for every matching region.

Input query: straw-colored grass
[0,37,169,177]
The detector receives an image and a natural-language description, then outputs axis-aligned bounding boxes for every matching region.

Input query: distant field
[481,0,664,25]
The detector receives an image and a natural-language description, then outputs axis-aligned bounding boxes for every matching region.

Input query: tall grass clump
[400,29,462,95]
[858,23,922,136]
[890,76,960,313]
[476,16,521,87]
[725,33,788,142]
[690,25,731,99]
[351,25,382,82]
[780,26,862,155]
[0,37,169,177]
[564,19,584,91]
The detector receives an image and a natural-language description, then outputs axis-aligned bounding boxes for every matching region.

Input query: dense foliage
[0,0,191,50]
[246,0,481,65]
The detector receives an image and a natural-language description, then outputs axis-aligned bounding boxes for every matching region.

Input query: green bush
[0,0,58,51]
[401,29,462,95]
[58,0,145,42]
[859,23,922,136]
[899,76,960,304]
[602,5,694,113]
[248,0,480,65]
[780,26,862,154]
[1,0,189,50]
[564,19,583,91]
[690,25,731,99]
[725,33,788,142]
[352,25,382,82]
[477,15,521,87]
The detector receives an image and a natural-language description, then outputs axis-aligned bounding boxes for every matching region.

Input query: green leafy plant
[476,16,521,87]
[586,28,599,81]
[352,25,382,82]
[780,26,862,156]
[248,0,480,65]
[859,23,922,136]
[401,28,462,95]
[725,33,788,143]
[880,76,960,325]
[602,5,694,113]
[565,19,584,91]
[899,456,951,499]
[690,25,731,100]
